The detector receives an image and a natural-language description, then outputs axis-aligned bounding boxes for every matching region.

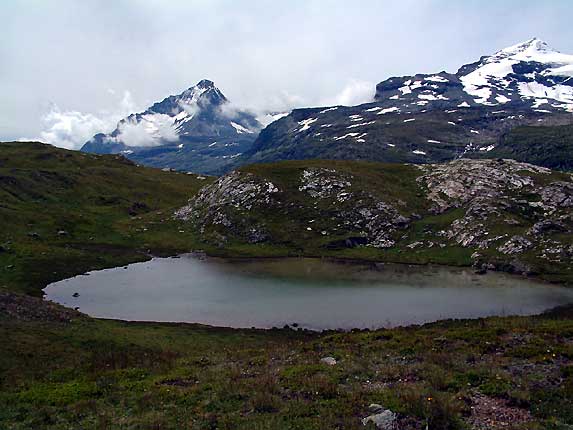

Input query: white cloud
[178,101,200,118]
[115,113,179,147]
[218,102,245,120]
[36,91,137,150]
[322,79,375,107]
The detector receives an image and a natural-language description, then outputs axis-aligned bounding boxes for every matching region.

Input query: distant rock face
[176,158,573,279]
[240,38,573,170]
[81,80,262,175]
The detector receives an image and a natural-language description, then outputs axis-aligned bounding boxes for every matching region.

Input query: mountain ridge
[81,38,573,174]
[238,38,573,171]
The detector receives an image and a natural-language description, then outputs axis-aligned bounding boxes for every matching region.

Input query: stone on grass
[362,409,397,429]
[368,403,385,413]
[320,356,337,366]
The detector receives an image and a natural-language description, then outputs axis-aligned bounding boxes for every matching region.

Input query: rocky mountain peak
[196,79,215,88]
[81,79,261,173]
[494,38,552,57]
[479,37,572,67]
[177,79,227,107]
[243,38,573,173]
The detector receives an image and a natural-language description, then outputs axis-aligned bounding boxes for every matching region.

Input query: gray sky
[2,0,573,149]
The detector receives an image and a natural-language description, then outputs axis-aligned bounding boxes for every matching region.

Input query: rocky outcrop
[498,236,533,255]
[175,159,573,281]
[176,166,413,249]
[175,171,280,245]
[418,159,573,255]
[418,159,551,214]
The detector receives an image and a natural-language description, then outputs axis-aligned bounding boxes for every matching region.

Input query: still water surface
[44,255,573,330]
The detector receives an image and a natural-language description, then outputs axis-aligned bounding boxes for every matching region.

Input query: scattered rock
[368,403,385,413]
[320,356,337,366]
[362,408,397,429]
[498,236,533,255]
[299,168,352,201]
[406,241,424,249]
[529,219,567,236]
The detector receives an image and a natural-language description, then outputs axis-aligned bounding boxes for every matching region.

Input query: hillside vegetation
[484,124,573,171]
[0,141,212,295]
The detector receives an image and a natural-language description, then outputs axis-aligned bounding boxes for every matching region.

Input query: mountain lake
[44,254,573,331]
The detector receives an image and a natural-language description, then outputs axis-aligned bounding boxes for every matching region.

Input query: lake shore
[2,289,573,429]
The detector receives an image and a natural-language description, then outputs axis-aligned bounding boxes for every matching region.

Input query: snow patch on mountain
[459,38,573,108]
[297,118,318,132]
[231,122,254,134]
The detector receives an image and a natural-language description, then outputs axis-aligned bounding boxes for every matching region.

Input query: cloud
[218,102,245,120]
[322,80,375,107]
[115,113,179,147]
[178,101,200,117]
[37,91,136,150]
[220,90,305,128]
[39,108,112,150]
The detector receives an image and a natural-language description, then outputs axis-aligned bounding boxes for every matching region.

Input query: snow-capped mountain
[82,80,263,174]
[239,38,573,169]
[374,38,573,112]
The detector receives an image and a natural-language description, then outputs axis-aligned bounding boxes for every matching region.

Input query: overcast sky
[2,0,573,149]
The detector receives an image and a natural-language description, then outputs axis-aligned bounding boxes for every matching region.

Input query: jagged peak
[483,37,573,66]
[178,79,226,106]
[497,38,553,56]
[196,79,215,89]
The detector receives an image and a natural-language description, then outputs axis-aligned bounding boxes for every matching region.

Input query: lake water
[44,255,573,330]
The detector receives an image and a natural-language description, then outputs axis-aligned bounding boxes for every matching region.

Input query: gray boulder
[362,408,397,429]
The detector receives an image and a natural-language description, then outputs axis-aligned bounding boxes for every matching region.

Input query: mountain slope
[81,80,261,175]
[482,123,573,171]
[176,158,573,285]
[240,38,573,170]
[0,141,212,295]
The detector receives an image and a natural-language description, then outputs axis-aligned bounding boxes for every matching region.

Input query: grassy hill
[0,141,212,295]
